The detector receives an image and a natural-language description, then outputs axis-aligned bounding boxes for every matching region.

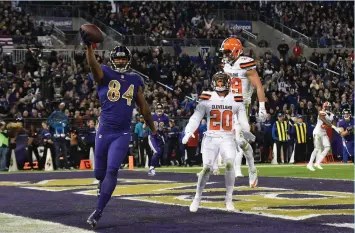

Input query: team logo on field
[0,178,353,220]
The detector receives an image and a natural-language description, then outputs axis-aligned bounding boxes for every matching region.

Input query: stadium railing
[306,60,341,77]
[11,49,108,64]
[122,36,224,47]
[3,116,318,134]
[258,14,313,47]
[2,117,190,135]
[77,9,125,43]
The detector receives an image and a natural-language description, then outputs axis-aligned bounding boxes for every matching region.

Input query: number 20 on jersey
[209,110,233,131]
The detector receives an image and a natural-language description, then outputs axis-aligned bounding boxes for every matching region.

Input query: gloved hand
[80,28,92,47]
[182,131,195,144]
[148,133,163,154]
[242,130,256,142]
[258,105,267,122]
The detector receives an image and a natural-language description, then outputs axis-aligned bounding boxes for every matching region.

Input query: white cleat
[235,171,244,177]
[306,164,315,171]
[189,197,201,212]
[213,169,220,175]
[225,197,235,211]
[249,169,258,188]
[314,164,323,170]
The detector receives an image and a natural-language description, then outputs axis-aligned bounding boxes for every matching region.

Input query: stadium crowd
[261,1,354,48]
[0,1,353,172]
[0,1,53,45]
[0,41,353,171]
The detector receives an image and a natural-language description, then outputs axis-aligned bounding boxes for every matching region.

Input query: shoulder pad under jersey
[199,91,212,101]
[237,56,256,70]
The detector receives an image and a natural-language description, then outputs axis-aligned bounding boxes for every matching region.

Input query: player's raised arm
[182,102,206,144]
[234,98,255,142]
[80,28,104,83]
[135,86,157,135]
[246,69,266,119]
[319,102,333,127]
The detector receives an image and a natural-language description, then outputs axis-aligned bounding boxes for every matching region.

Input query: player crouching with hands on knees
[182,72,250,212]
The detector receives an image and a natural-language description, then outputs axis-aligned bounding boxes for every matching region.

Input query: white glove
[242,130,256,142]
[258,102,267,122]
[182,131,195,144]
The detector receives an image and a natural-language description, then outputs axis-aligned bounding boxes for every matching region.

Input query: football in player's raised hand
[80,24,104,44]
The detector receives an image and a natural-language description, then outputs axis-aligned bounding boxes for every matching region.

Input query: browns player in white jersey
[307,101,335,171]
[215,37,265,187]
[182,72,249,212]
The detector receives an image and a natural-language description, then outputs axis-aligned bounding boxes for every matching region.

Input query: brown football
[80,24,104,43]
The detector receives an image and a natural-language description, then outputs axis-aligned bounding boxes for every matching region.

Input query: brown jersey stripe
[240,61,256,69]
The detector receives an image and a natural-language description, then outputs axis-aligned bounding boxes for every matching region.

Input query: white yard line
[0,213,94,233]
[323,223,355,229]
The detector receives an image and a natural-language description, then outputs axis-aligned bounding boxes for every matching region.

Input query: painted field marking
[0,212,94,233]
[121,196,352,221]
[323,223,355,229]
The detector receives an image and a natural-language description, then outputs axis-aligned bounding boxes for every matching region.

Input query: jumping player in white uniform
[216,37,266,187]
[182,72,249,212]
[307,101,335,171]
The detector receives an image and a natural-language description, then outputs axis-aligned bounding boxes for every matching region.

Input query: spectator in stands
[277,38,289,61]
[293,41,302,57]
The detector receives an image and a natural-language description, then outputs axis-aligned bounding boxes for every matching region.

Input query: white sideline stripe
[259,175,352,182]
[0,213,94,233]
[323,223,355,229]
[139,164,354,169]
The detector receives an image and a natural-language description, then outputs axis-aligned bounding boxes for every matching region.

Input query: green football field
[1,164,353,180]
[136,164,354,180]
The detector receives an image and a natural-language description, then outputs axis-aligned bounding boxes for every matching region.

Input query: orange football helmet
[219,37,243,64]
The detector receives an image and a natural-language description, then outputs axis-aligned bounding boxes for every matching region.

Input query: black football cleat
[87,210,102,228]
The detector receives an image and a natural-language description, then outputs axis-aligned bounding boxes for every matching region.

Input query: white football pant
[308,133,330,166]
[194,135,236,200]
